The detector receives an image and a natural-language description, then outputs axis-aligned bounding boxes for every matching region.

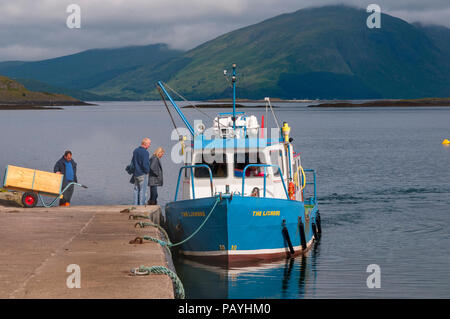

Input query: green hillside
[0,44,183,91]
[0,75,79,103]
[14,78,117,101]
[92,5,450,100]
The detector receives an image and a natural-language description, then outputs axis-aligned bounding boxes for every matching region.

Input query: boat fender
[298,217,307,251]
[312,223,319,241]
[316,212,322,236]
[282,220,295,255]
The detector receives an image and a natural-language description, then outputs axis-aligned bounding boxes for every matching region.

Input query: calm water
[1,102,449,298]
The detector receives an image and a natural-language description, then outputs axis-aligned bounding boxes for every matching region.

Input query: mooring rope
[134,197,220,252]
[129,197,221,299]
[131,265,185,299]
[135,221,171,243]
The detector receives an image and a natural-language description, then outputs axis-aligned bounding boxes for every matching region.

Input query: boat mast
[232,64,237,131]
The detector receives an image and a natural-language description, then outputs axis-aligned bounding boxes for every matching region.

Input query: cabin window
[269,150,284,177]
[234,152,266,178]
[194,153,228,178]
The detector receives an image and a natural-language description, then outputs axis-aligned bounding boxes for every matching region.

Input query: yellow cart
[2,165,87,208]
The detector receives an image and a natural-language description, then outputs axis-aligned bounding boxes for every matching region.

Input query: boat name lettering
[182,211,206,217]
[252,210,280,216]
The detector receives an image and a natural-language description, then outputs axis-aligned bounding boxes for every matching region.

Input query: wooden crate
[2,165,63,195]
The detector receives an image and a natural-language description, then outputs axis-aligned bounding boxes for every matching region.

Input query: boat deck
[0,201,175,299]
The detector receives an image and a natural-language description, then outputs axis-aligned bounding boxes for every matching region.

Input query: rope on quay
[120,207,136,214]
[135,221,171,243]
[131,265,185,299]
[128,214,150,220]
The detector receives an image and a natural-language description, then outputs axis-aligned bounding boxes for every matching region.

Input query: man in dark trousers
[54,150,77,207]
[132,138,151,205]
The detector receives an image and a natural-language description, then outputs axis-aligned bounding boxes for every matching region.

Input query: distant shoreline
[206,98,315,103]
[308,98,450,108]
[0,101,95,110]
[182,103,271,108]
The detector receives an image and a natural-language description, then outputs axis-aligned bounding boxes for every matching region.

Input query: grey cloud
[0,0,449,61]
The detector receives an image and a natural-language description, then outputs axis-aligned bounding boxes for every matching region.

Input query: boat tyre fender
[316,212,322,236]
[282,220,295,255]
[298,218,307,251]
[312,223,319,241]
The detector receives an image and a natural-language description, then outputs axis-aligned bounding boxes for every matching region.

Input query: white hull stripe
[180,239,314,257]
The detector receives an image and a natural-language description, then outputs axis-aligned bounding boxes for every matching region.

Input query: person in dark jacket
[54,150,77,206]
[132,138,151,205]
[147,147,164,205]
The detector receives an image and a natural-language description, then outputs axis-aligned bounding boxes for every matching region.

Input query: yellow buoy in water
[443,139,450,145]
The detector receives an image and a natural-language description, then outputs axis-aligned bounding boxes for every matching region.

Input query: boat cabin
[176,114,305,202]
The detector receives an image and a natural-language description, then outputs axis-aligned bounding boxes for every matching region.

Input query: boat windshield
[234,152,266,178]
[194,153,228,178]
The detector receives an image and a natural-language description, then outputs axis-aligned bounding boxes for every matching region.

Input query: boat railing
[303,169,317,205]
[174,164,214,201]
[242,164,290,199]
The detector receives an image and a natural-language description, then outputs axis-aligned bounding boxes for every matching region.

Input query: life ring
[293,166,306,201]
[293,166,306,190]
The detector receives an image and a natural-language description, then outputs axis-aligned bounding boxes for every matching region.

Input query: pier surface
[0,200,174,299]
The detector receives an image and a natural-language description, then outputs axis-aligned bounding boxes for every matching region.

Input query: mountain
[1,6,450,100]
[0,43,183,93]
[91,5,450,100]
[415,23,450,57]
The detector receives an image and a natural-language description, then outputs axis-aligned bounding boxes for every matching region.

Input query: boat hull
[165,195,319,264]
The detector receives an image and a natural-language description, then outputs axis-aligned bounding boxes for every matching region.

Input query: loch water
[1,101,449,298]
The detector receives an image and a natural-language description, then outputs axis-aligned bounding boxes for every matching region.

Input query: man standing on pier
[131,138,151,205]
[54,150,77,207]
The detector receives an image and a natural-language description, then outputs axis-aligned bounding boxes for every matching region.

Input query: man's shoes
[147,200,157,205]
[64,202,70,207]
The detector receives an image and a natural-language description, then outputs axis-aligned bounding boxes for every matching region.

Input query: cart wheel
[22,192,38,208]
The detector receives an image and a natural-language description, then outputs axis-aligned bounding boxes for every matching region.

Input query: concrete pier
[0,198,175,299]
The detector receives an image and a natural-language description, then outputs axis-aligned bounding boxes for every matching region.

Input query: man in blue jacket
[54,150,77,206]
[132,138,151,205]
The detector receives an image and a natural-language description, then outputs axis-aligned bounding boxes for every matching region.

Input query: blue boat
[157,64,320,264]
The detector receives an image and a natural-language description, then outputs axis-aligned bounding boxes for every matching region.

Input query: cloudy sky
[0,0,449,61]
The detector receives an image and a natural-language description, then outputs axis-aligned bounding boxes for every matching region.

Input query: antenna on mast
[232,64,237,130]
[223,64,237,131]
